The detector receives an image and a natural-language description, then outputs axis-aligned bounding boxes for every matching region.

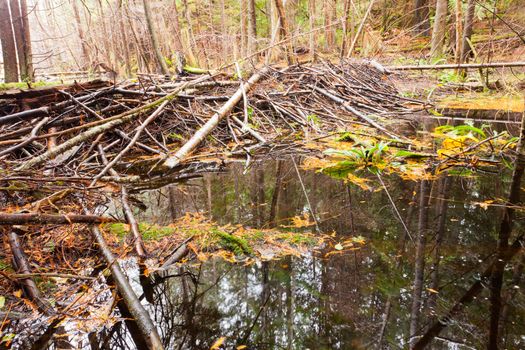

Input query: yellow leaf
[334,243,344,250]
[210,337,226,350]
[427,288,439,294]
[237,346,247,350]
[13,290,22,298]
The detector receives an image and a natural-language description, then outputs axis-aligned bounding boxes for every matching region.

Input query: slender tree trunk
[247,0,257,56]
[171,0,184,52]
[409,180,431,348]
[273,0,296,64]
[308,0,316,61]
[9,0,26,80]
[340,0,351,57]
[240,0,248,57]
[430,0,448,58]
[71,0,89,66]
[0,0,19,82]
[460,0,476,63]
[142,0,169,75]
[455,0,463,64]
[18,0,33,81]
[413,0,430,35]
[118,3,131,77]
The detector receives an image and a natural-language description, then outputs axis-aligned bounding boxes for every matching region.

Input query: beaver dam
[0,61,524,349]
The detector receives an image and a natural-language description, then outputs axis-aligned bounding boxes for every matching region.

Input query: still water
[94,160,524,349]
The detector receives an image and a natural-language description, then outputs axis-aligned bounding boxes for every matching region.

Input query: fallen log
[7,231,55,315]
[388,61,525,71]
[89,224,164,350]
[164,67,270,169]
[0,213,116,225]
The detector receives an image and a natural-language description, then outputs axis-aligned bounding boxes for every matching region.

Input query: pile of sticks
[0,61,427,348]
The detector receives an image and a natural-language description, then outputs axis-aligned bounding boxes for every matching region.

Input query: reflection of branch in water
[240,290,272,344]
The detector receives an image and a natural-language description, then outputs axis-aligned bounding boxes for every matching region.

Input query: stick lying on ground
[0,213,116,225]
[163,67,270,169]
[388,61,525,71]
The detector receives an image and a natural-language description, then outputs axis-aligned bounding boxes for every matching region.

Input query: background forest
[1,0,524,83]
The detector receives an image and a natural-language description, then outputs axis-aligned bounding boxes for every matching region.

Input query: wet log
[0,213,116,225]
[89,224,164,350]
[164,67,270,169]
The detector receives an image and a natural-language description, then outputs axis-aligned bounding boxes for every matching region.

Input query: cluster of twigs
[0,60,428,348]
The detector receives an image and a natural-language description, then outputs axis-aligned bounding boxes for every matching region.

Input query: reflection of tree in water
[98,159,525,349]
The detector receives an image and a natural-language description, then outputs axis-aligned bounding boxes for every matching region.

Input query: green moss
[212,228,253,256]
[104,222,176,241]
[0,259,11,271]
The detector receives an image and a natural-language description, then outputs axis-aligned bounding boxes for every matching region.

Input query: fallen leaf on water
[210,337,226,350]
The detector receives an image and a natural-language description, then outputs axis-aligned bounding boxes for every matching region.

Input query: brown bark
[142,0,169,75]
[273,0,296,64]
[71,0,89,65]
[9,0,26,80]
[460,0,476,63]
[430,0,448,58]
[308,0,316,61]
[0,0,19,82]
[0,213,116,225]
[19,0,33,81]
[247,0,257,55]
[413,0,430,35]
[240,0,248,57]
[8,230,55,315]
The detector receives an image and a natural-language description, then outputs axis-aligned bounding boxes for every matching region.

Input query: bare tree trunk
[170,0,184,52]
[308,0,316,61]
[0,0,19,82]
[247,0,257,56]
[9,0,27,80]
[460,0,476,63]
[71,0,89,66]
[142,0,169,75]
[430,0,448,58]
[454,0,463,64]
[118,3,131,77]
[409,180,431,348]
[413,0,430,35]
[18,0,33,81]
[340,0,351,57]
[273,0,296,64]
[240,0,248,57]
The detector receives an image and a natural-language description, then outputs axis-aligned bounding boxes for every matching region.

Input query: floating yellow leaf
[210,337,226,350]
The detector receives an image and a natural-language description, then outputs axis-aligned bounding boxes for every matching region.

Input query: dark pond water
[89,159,524,350]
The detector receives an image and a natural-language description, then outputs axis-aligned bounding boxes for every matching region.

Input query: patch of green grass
[0,81,61,91]
[0,259,11,271]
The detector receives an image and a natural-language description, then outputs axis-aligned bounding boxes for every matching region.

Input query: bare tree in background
[143,0,170,75]
[0,0,19,82]
[430,0,448,58]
